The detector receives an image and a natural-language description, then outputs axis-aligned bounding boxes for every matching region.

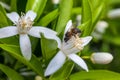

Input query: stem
[81,56,90,59]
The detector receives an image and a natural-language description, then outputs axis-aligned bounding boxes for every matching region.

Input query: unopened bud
[35,75,42,80]
[91,52,113,64]
[108,8,120,18]
[52,0,60,4]
[76,15,82,26]
[95,21,108,33]
[92,21,108,39]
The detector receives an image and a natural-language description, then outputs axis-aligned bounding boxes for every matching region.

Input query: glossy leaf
[36,9,58,26]
[0,5,9,27]
[26,0,47,20]
[72,7,82,15]
[70,70,120,80]
[0,44,44,77]
[40,34,58,63]
[80,0,92,36]
[92,2,104,28]
[10,0,17,11]
[55,0,73,35]
[104,36,120,46]
[81,0,92,23]
[0,64,24,80]
[0,36,19,45]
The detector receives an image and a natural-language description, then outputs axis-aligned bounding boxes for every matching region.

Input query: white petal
[81,36,92,47]
[28,27,57,38]
[0,26,18,38]
[64,20,72,34]
[63,20,72,40]
[28,27,41,38]
[6,12,19,24]
[65,47,79,55]
[37,26,57,35]
[44,51,66,76]
[25,10,37,21]
[68,54,88,71]
[28,27,61,48]
[20,34,32,60]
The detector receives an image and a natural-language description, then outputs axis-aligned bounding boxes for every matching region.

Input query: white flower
[76,15,82,26]
[0,10,60,60]
[108,8,120,18]
[92,21,108,39]
[91,52,113,64]
[52,0,60,4]
[95,21,108,34]
[44,20,92,76]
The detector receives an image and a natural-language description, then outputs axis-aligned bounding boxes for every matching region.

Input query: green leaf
[29,37,39,52]
[0,36,19,45]
[40,34,58,63]
[104,36,120,46]
[86,0,105,35]
[0,64,24,80]
[10,0,17,11]
[55,0,73,35]
[0,44,44,77]
[81,0,92,23]
[26,0,47,20]
[50,61,74,80]
[0,4,9,27]
[36,9,59,26]
[0,5,19,45]
[80,0,92,36]
[72,7,82,15]
[70,70,120,80]
[92,2,104,27]
[79,20,91,31]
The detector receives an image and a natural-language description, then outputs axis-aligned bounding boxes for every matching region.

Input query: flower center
[73,35,83,50]
[61,35,83,55]
[17,13,33,34]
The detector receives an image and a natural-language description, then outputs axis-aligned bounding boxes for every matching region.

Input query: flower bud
[76,15,82,26]
[90,52,113,64]
[52,0,60,4]
[92,21,108,39]
[35,75,42,80]
[108,8,120,18]
[95,21,108,34]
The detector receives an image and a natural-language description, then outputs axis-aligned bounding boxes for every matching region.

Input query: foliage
[0,0,120,80]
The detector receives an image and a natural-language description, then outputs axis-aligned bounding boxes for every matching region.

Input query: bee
[64,27,81,42]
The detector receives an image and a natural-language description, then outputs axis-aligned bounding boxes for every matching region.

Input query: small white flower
[95,21,108,34]
[90,52,113,64]
[0,10,60,60]
[52,0,60,4]
[44,20,92,76]
[92,21,108,39]
[76,15,82,26]
[108,8,120,18]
